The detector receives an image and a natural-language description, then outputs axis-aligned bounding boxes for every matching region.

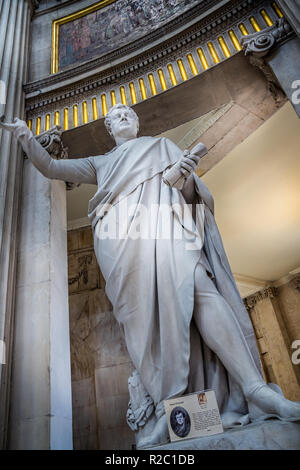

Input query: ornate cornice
[26,0,227,93]
[25,1,285,134]
[241,16,293,56]
[244,286,278,311]
[24,0,263,102]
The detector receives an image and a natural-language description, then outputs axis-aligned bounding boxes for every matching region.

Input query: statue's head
[104,103,139,142]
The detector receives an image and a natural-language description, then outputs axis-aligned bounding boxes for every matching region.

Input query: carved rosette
[244,286,278,312]
[35,125,80,190]
[241,18,293,58]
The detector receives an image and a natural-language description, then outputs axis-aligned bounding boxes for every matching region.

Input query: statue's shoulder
[137,135,175,145]
[136,135,158,142]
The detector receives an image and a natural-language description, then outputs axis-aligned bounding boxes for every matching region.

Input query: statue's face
[110,107,138,141]
[175,412,184,425]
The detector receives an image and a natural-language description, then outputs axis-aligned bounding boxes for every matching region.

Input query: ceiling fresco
[58,0,202,71]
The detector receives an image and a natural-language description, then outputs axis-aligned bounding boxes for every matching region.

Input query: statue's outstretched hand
[0,116,28,134]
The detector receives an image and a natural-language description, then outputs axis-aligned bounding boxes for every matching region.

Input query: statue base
[146,419,300,450]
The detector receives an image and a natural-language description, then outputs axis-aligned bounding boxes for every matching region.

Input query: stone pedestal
[150,420,300,450]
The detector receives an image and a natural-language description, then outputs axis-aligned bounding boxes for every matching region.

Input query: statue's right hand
[0,116,28,133]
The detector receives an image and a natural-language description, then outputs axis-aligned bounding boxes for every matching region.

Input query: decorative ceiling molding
[241,16,293,56]
[24,0,260,97]
[25,1,287,137]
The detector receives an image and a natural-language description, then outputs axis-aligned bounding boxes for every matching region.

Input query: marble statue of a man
[1,105,299,448]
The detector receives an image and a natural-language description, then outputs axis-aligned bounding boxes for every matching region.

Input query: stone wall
[276,276,300,387]
[67,226,135,450]
[245,278,300,401]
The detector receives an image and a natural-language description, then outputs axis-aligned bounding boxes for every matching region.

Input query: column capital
[241,17,294,58]
[36,125,68,160]
[241,18,293,106]
[244,286,278,312]
[35,126,79,190]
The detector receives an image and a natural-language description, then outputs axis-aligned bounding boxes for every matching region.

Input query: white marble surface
[149,420,300,450]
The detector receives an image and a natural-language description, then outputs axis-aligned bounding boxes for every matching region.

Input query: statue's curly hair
[104,103,139,136]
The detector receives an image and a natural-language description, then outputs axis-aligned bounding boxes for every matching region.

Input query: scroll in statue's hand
[162,142,207,190]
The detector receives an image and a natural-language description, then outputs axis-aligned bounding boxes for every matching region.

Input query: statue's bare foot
[137,414,169,449]
[246,382,300,422]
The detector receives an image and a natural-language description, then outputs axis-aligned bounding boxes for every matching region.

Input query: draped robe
[87,136,262,423]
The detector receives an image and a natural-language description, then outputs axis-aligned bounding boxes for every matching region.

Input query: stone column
[241,17,300,118]
[245,287,300,402]
[0,0,32,449]
[7,128,73,449]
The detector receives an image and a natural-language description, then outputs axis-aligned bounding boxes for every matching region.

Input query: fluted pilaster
[0,0,31,449]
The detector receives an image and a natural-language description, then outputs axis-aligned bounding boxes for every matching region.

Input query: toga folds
[19,129,262,425]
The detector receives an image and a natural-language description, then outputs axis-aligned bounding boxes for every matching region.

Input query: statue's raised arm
[0,116,97,185]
